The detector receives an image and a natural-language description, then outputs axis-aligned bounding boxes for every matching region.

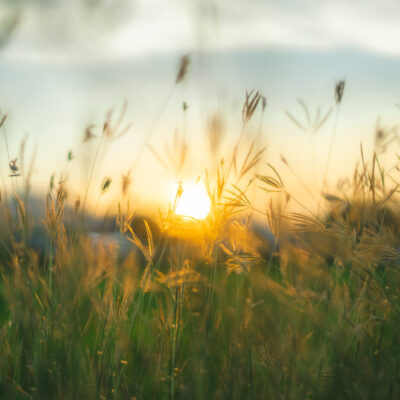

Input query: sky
[0,0,400,216]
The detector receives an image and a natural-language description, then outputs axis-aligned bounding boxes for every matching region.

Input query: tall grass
[0,60,400,400]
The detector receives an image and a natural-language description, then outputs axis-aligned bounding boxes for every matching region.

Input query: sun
[174,180,211,220]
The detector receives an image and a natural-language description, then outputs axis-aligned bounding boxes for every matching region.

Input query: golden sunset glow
[174,181,211,220]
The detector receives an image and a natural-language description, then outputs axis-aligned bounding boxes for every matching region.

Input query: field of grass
[0,64,400,399]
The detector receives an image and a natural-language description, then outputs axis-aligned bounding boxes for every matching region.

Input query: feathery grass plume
[49,173,55,191]
[14,195,30,243]
[73,195,81,216]
[174,181,184,211]
[117,199,134,234]
[157,259,204,289]
[103,100,132,141]
[285,99,332,134]
[83,123,96,142]
[175,54,190,84]
[337,176,351,192]
[256,167,285,193]
[8,158,19,177]
[238,141,265,180]
[101,176,112,194]
[67,150,75,161]
[43,181,66,240]
[374,117,399,154]
[262,96,267,112]
[242,90,262,125]
[220,219,261,274]
[335,80,346,104]
[224,182,252,212]
[322,192,343,203]
[124,219,154,292]
[125,219,154,264]
[229,90,264,177]
[121,170,131,197]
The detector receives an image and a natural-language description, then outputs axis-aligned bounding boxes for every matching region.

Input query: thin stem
[0,109,18,197]
[131,85,176,174]
[252,109,266,206]
[318,104,341,216]
[81,129,105,213]
[282,159,319,206]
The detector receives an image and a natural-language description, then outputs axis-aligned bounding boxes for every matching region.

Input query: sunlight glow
[174,181,211,220]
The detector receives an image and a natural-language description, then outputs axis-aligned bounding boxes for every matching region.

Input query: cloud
[4,0,400,66]
[190,0,400,56]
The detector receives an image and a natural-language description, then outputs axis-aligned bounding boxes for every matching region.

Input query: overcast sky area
[1,0,400,214]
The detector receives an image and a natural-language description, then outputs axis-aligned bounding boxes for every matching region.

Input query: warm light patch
[174,181,211,220]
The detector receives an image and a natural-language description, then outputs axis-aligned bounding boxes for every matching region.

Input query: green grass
[1,165,400,400]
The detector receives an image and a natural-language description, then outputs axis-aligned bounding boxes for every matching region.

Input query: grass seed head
[9,158,19,177]
[335,80,345,104]
[242,90,262,125]
[83,124,96,142]
[73,195,81,216]
[0,113,7,128]
[121,170,132,197]
[262,96,267,112]
[101,177,112,194]
[176,54,190,84]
